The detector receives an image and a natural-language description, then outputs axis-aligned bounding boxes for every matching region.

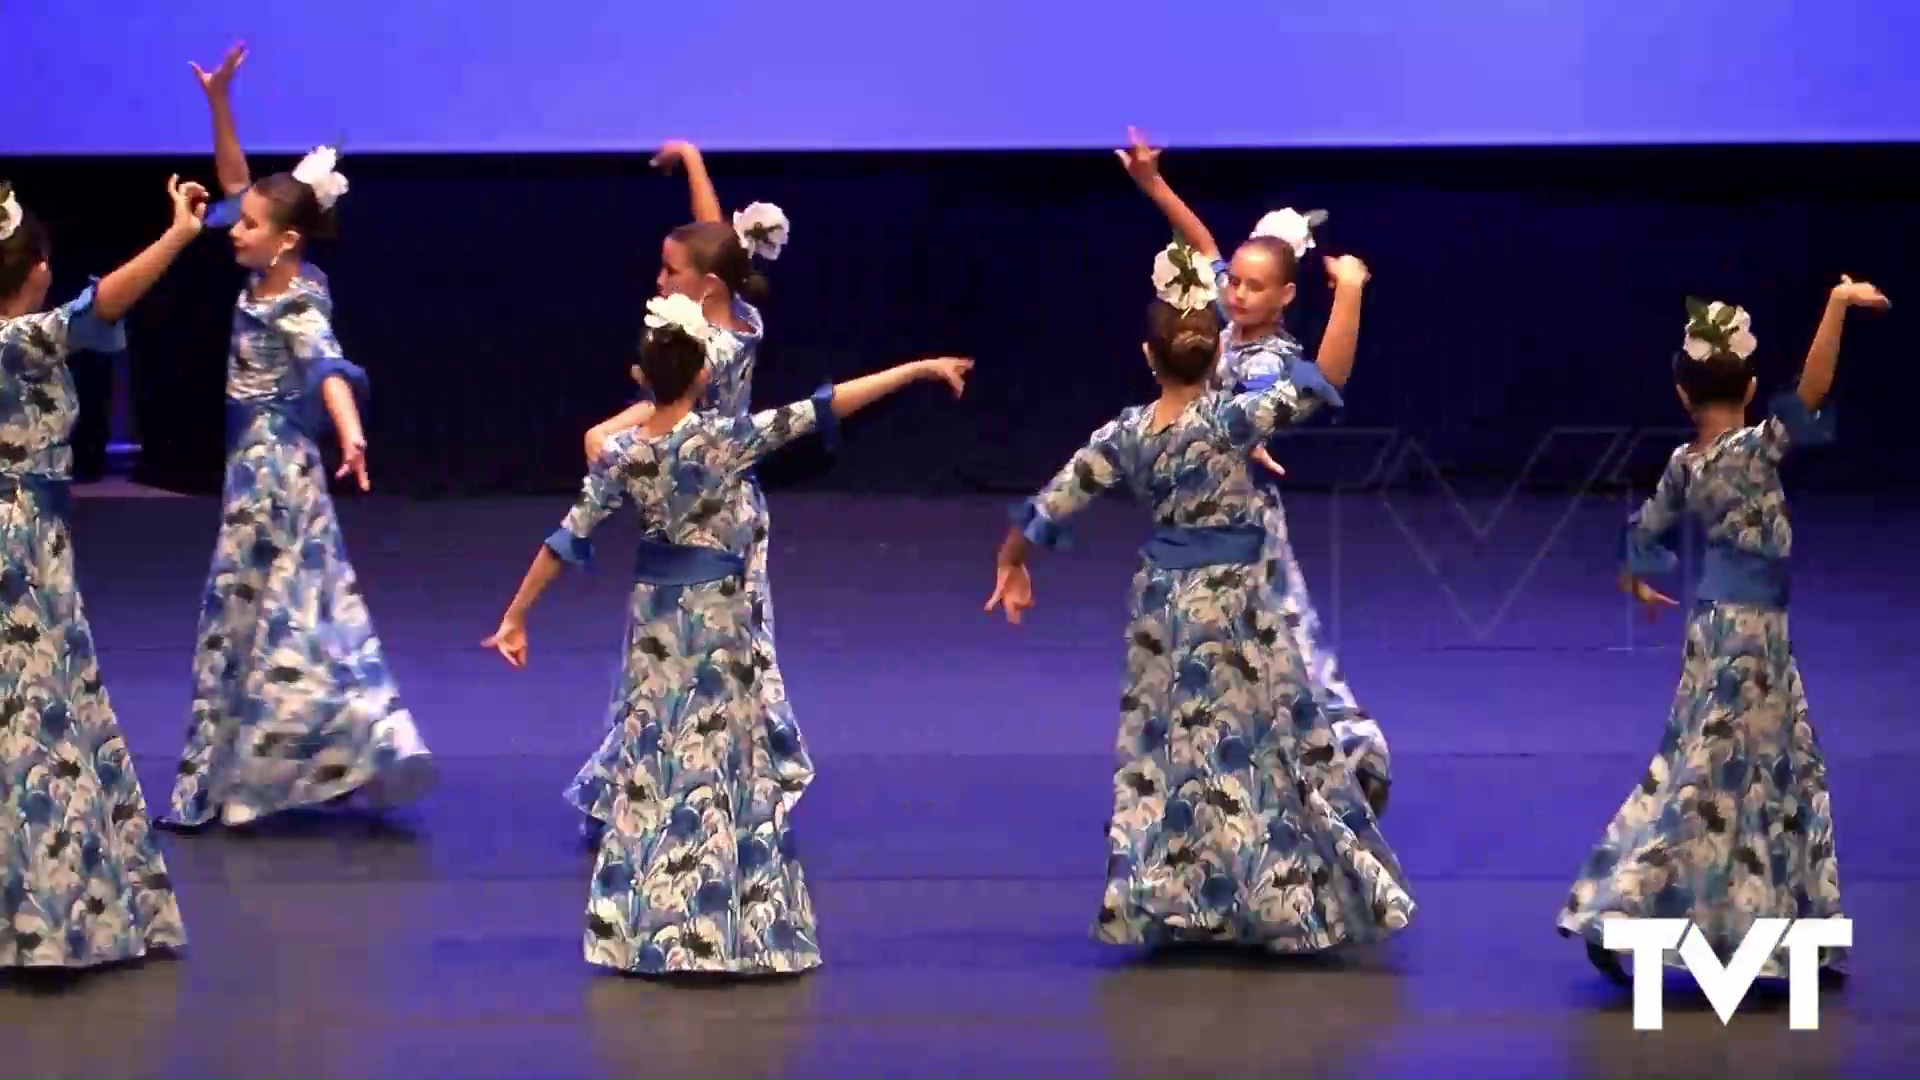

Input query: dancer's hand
[1325,254,1370,290]
[1251,445,1285,477]
[986,563,1034,625]
[483,616,529,668]
[191,42,247,99]
[336,436,369,491]
[917,357,974,397]
[1114,126,1162,185]
[167,175,210,236]
[1620,574,1677,619]
[650,141,701,174]
[585,426,609,463]
[1833,275,1890,311]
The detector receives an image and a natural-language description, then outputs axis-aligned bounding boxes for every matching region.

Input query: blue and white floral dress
[1016,368,1413,950]
[167,261,433,827]
[549,388,836,975]
[1558,394,1844,977]
[2,287,187,967]
[1214,330,1391,802]
[572,299,806,827]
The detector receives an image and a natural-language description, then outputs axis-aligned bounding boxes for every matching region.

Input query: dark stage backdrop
[14,145,1916,498]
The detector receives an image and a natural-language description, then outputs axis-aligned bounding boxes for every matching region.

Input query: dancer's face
[656,237,717,304]
[1223,244,1295,331]
[230,189,299,272]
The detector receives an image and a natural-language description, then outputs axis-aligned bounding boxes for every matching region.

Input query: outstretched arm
[652,141,723,224]
[731,358,974,468]
[192,43,251,197]
[1117,127,1220,261]
[91,177,210,323]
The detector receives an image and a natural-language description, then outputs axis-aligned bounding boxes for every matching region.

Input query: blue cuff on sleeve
[67,282,128,355]
[207,194,243,230]
[811,383,841,453]
[1010,500,1071,551]
[1287,359,1346,411]
[1619,522,1679,577]
[543,527,593,567]
[1768,391,1836,448]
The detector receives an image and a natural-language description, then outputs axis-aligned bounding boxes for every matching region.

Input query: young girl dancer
[986,249,1413,952]
[1559,279,1889,982]
[573,141,794,842]
[1,175,204,969]
[486,294,969,975]
[166,43,434,828]
[1117,128,1392,816]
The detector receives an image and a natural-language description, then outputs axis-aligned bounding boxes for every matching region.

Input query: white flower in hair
[732,202,789,260]
[645,293,714,343]
[292,146,350,210]
[1682,297,1757,361]
[1151,240,1218,313]
[0,184,19,242]
[1249,207,1328,260]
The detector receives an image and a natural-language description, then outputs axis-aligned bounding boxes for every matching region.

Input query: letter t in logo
[1602,918,1688,1030]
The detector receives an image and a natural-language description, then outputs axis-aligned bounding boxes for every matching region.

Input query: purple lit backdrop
[8,0,1916,154]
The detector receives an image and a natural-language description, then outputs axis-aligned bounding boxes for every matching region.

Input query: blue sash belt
[1700,545,1790,608]
[633,538,746,585]
[1140,524,1265,570]
[0,472,72,522]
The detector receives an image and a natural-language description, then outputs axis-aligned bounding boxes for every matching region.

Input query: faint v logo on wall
[1366,427,1669,642]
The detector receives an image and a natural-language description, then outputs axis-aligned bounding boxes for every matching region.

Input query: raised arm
[191,44,251,197]
[1797,276,1889,411]
[88,177,209,324]
[728,358,974,470]
[1310,255,1369,389]
[1117,127,1220,261]
[652,141,723,224]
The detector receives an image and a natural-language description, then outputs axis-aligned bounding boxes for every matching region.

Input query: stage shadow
[1096,941,1408,1075]
[586,967,816,1078]
[1,950,184,1075]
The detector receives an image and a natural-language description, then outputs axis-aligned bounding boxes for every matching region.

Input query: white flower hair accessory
[1151,239,1218,313]
[292,146,349,210]
[732,202,789,260]
[1249,207,1328,260]
[0,182,20,242]
[644,293,715,344]
[1681,297,1756,362]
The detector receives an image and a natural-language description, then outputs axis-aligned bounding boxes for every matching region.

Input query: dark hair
[1672,349,1755,408]
[1146,300,1221,385]
[1235,235,1300,286]
[0,195,51,300]
[669,221,770,305]
[253,172,340,244]
[637,324,709,404]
